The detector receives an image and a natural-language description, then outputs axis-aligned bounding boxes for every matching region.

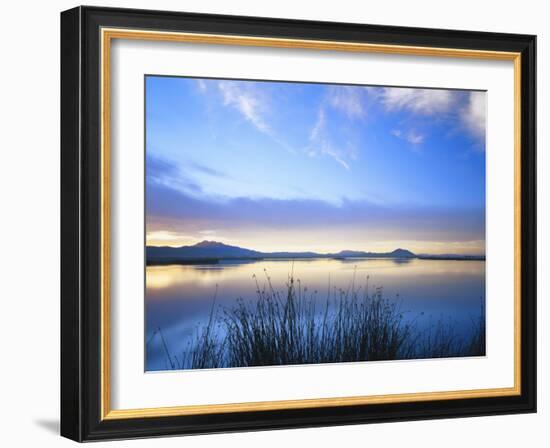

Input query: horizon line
[145,240,486,257]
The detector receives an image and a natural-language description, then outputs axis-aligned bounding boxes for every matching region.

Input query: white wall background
[0,0,546,446]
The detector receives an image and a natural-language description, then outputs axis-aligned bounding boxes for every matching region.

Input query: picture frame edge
[60,5,537,442]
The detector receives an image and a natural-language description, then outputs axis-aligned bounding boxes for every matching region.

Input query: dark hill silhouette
[146,240,425,265]
[147,241,262,262]
[146,241,485,265]
[146,240,484,265]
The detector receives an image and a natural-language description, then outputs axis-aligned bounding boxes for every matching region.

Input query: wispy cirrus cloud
[210,80,295,152]
[309,107,326,142]
[306,86,367,169]
[326,86,366,119]
[367,87,486,149]
[217,81,270,133]
[391,129,425,146]
[374,87,455,115]
[195,78,207,92]
[460,91,486,142]
[308,108,351,170]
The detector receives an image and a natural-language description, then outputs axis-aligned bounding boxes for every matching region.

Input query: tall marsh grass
[158,270,485,370]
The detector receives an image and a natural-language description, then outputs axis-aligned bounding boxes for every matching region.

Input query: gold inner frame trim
[100,27,522,420]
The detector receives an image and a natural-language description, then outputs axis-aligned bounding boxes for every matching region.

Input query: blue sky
[145,76,486,254]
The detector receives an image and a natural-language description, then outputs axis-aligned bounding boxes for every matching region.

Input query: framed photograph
[60,6,536,441]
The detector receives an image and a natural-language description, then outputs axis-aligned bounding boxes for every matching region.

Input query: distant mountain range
[146,241,484,265]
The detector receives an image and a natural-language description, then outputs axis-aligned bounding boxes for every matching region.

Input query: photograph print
[145,76,486,372]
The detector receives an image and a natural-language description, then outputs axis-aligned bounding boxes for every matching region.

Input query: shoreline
[146,255,486,266]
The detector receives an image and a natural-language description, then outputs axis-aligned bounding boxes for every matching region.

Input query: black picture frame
[61,5,536,442]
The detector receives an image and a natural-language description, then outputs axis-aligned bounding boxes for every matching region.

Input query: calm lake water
[145,258,485,371]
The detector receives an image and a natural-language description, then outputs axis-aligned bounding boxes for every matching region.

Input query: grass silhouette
[156,270,485,370]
